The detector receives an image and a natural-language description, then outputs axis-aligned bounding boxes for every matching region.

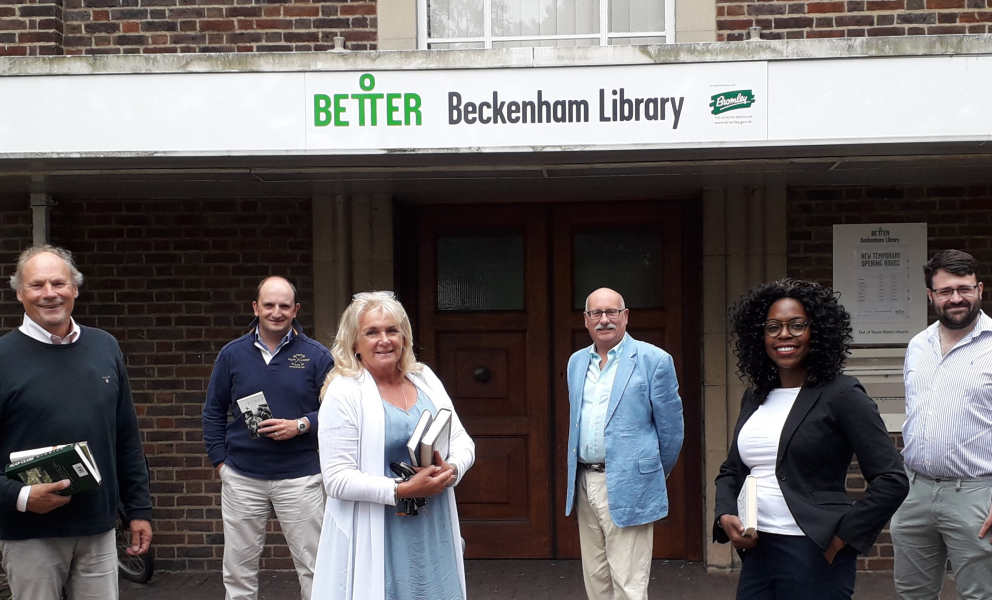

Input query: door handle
[473,367,492,383]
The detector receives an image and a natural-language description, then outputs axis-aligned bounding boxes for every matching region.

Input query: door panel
[411,200,698,560]
[417,206,552,558]
[553,202,688,559]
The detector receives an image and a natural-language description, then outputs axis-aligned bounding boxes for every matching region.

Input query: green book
[4,442,103,496]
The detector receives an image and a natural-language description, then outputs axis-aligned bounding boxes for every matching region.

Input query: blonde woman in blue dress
[312,292,475,600]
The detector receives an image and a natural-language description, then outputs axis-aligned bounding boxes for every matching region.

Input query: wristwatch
[297,418,308,434]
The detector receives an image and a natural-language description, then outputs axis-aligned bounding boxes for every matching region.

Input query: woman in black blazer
[714,279,909,600]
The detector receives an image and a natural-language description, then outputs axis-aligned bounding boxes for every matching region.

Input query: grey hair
[9,245,84,292]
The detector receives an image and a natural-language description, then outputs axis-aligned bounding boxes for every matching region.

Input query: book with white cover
[737,474,757,537]
[236,391,273,439]
[406,410,434,467]
[418,408,452,467]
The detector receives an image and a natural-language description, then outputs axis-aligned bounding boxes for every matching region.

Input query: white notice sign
[833,223,928,345]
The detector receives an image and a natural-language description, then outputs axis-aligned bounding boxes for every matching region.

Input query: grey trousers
[0,529,117,600]
[891,471,992,600]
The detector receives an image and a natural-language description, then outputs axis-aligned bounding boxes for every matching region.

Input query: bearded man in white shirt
[893,249,992,600]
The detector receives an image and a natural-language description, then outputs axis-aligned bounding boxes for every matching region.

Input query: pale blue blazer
[565,336,684,528]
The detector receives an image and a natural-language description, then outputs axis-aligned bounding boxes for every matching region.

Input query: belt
[909,469,992,491]
[911,469,992,483]
[581,463,605,473]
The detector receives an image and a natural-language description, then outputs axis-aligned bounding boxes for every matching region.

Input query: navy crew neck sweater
[0,327,152,540]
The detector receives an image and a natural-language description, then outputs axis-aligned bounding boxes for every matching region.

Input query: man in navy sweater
[203,276,332,600]
[0,245,152,599]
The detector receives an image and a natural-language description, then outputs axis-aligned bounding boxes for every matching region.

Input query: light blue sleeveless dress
[382,389,463,600]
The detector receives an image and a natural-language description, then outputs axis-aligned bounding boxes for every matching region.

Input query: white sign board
[0,62,766,155]
[833,223,928,345]
[1,55,991,157]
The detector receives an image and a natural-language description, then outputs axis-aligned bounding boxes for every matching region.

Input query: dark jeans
[736,531,858,600]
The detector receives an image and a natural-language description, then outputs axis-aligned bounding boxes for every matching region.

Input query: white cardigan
[312,365,475,600]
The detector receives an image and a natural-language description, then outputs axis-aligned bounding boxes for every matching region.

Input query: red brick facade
[789,186,992,285]
[1,0,376,56]
[717,0,992,41]
[0,197,317,571]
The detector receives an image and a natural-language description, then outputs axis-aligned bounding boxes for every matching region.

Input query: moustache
[595,323,617,331]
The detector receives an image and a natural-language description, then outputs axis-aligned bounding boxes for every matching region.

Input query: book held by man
[737,474,757,537]
[4,442,102,496]
[405,408,452,467]
[236,391,274,440]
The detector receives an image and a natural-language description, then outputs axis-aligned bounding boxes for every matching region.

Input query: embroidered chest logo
[102,376,111,384]
[288,354,310,370]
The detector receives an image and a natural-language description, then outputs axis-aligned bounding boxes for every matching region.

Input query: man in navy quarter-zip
[0,245,152,600]
[203,276,333,600]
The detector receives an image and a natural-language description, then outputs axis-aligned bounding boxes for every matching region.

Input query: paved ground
[117,560,959,600]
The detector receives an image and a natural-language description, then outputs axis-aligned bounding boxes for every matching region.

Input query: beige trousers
[220,465,324,600]
[0,529,117,600]
[576,468,654,600]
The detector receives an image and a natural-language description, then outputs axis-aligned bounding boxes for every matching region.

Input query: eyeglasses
[930,285,980,300]
[584,309,626,319]
[353,291,395,301]
[763,319,810,337]
[361,326,402,340]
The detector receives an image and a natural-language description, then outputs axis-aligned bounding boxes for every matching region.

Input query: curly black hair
[729,278,853,400]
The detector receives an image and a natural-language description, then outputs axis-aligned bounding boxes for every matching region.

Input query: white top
[737,387,804,536]
[312,365,475,600]
[903,311,992,478]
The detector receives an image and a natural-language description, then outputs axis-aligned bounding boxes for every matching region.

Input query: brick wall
[0,197,317,571]
[0,197,29,591]
[717,0,992,41]
[789,186,992,286]
[0,198,32,330]
[788,185,992,570]
[2,0,376,56]
[0,0,64,56]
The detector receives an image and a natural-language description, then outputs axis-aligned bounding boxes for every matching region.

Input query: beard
[937,299,981,330]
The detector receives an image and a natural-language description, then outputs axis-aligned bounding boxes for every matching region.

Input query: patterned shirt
[903,310,992,478]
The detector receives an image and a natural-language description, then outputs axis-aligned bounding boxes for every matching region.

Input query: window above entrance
[419,0,673,49]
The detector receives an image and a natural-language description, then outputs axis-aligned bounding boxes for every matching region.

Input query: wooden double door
[403,201,701,560]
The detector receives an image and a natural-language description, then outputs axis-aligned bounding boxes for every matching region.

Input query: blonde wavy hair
[322,292,422,397]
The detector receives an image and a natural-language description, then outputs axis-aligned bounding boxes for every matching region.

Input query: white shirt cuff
[16,485,31,512]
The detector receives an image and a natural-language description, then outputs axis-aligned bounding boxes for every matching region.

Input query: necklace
[377,381,411,411]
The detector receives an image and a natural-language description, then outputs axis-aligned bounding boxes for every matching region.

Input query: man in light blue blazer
[566,287,684,600]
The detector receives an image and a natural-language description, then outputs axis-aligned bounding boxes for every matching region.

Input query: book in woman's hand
[406,410,434,466]
[419,409,452,468]
[737,474,757,537]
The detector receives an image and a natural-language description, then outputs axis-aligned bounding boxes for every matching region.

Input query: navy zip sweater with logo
[202,330,333,480]
[0,327,152,540]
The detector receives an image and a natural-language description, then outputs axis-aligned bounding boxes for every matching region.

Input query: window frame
[417,0,676,50]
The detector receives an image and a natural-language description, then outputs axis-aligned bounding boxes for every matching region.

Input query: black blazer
[713,375,909,555]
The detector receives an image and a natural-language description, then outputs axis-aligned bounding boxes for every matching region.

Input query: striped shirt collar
[924,310,992,347]
[254,326,295,355]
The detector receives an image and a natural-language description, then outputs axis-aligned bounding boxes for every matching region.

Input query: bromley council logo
[709,90,756,115]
